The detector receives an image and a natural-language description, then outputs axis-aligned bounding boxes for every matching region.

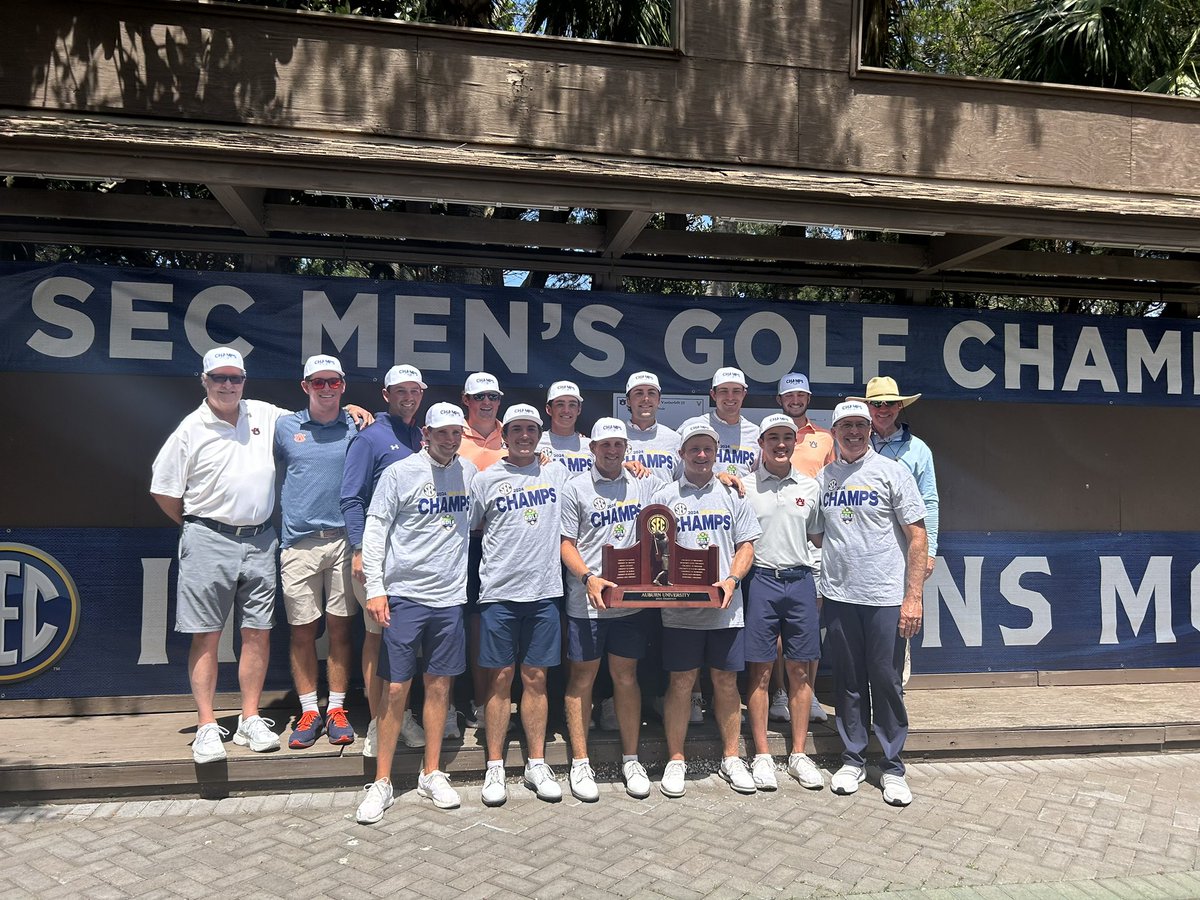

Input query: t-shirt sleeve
[731,491,763,544]
[366,464,400,523]
[560,481,582,542]
[149,428,188,498]
[808,475,825,536]
[467,474,487,531]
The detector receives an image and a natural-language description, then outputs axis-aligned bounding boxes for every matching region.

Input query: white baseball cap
[832,400,872,426]
[711,367,747,389]
[625,371,661,393]
[777,373,811,395]
[303,355,344,379]
[758,413,798,438]
[678,420,720,448]
[589,418,628,442]
[464,372,503,396]
[425,402,466,430]
[501,404,542,427]
[384,364,426,389]
[547,380,582,402]
[202,346,245,373]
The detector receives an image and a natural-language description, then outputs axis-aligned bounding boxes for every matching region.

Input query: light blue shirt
[274,408,357,548]
[870,424,939,557]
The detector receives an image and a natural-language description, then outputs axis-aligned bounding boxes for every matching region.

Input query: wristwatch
[729,574,742,587]
[582,571,595,586]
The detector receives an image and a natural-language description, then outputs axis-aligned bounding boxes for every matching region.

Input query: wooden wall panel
[1130,112,1200,196]
[683,0,852,71]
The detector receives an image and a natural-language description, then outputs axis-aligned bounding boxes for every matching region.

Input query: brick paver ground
[2,753,1198,899]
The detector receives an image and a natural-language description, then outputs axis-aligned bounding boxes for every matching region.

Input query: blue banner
[1,262,1197,406]
[2,529,1197,697]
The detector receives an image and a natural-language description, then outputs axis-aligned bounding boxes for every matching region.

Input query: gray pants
[175,521,277,633]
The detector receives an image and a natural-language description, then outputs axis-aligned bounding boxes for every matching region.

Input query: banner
[2,529,1197,698]
[2,263,1197,406]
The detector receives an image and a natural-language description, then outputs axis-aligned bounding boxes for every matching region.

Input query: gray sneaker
[233,715,279,752]
[401,709,426,748]
[192,722,229,764]
[417,769,461,809]
[363,718,378,758]
[355,778,394,824]
[443,705,461,740]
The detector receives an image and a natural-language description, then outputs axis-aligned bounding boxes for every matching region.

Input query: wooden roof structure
[2,0,1199,308]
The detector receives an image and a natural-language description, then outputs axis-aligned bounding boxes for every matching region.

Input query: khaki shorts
[280,535,356,626]
[352,572,383,635]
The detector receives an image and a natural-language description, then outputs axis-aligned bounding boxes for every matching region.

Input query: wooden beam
[0,188,232,228]
[632,229,924,266]
[206,184,267,237]
[918,234,1019,275]
[601,210,651,258]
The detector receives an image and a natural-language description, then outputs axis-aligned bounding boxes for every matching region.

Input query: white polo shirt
[151,399,289,527]
[743,466,820,570]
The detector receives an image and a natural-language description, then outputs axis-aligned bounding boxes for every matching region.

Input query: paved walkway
[3,752,1198,899]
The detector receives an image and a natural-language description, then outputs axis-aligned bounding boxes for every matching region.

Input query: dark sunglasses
[470,392,502,402]
[307,377,344,389]
[869,400,900,408]
[208,374,246,385]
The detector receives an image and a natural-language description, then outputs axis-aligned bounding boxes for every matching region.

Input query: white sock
[487,759,504,770]
[755,753,773,763]
[299,691,319,714]
[622,754,639,764]
[327,691,346,711]
[723,755,742,767]
[527,757,545,768]
[573,757,590,769]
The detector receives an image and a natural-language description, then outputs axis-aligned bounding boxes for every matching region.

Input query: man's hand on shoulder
[345,405,374,428]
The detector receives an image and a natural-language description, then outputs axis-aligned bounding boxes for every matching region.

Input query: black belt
[308,527,345,540]
[184,515,269,537]
[753,564,812,582]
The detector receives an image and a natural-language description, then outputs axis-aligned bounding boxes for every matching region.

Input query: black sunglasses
[869,400,900,408]
[470,392,502,402]
[208,373,246,385]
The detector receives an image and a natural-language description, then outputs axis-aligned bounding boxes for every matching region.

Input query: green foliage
[522,0,671,44]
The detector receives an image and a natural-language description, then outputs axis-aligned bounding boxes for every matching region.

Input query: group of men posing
[150,348,939,825]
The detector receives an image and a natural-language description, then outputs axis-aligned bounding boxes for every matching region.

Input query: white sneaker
[809,695,829,722]
[232,715,280,752]
[363,718,378,758]
[192,723,229,764]
[569,763,599,802]
[598,697,619,731]
[768,689,791,722]
[481,766,507,807]
[523,762,563,802]
[417,769,461,809]
[443,705,461,740]
[689,693,704,724]
[622,759,651,799]
[660,759,687,797]
[719,757,757,794]
[787,752,825,790]
[401,709,426,748]
[751,755,778,791]
[355,778,394,824]
[831,764,866,795]
[882,773,913,806]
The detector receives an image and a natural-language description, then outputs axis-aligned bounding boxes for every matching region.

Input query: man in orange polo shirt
[773,372,834,725]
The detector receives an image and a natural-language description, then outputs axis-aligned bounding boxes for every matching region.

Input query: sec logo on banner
[0,544,81,683]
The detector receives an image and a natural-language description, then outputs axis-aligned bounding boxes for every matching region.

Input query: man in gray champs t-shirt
[536,379,594,476]
[678,366,760,479]
[355,403,477,823]
[467,403,570,807]
[623,371,682,482]
[807,401,927,809]
[560,418,659,801]
[649,420,761,797]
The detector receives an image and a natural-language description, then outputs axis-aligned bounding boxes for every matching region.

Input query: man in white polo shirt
[742,414,824,792]
[355,403,477,822]
[650,420,761,798]
[560,418,658,801]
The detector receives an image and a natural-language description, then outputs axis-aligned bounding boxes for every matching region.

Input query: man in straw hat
[807,401,928,806]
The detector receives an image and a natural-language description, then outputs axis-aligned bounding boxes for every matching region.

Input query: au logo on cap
[0,544,81,683]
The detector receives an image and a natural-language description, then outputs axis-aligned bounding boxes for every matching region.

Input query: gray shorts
[175,521,278,633]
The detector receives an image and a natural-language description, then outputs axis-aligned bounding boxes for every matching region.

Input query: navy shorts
[478,598,562,669]
[378,597,466,684]
[567,612,651,663]
[744,568,821,663]
[661,626,745,673]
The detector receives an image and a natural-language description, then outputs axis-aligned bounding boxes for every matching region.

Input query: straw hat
[850,376,921,408]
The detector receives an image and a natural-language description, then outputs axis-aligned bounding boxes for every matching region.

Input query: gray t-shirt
[649,475,762,631]
[537,430,594,476]
[560,467,658,620]
[362,450,477,607]
[678,413,760,478]
[468,458,571,603]
[625,421,681,482]
[810,449,927,607]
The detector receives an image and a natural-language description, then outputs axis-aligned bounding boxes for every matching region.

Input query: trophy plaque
[601,504,722,608]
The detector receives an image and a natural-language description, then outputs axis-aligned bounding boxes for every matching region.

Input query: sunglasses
[208,374,246,385]
[307,377,344,389]
[470,392,502,402]
[869,400,900,408]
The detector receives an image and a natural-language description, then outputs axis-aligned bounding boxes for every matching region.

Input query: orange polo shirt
[459,422,507,471]
[790,420,835,477]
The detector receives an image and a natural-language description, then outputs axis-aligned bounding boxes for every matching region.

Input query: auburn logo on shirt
[293,433,306,443]
[795,498,806,506]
